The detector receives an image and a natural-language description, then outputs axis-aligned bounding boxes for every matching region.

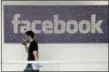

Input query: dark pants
[24,64,39,72]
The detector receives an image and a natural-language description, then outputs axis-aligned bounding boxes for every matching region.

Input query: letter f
[11,14,21,33]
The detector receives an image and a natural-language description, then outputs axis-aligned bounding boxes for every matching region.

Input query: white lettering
[20,20,30,34]
[66,20,78,34]
[79,20,90,33]
[42,20,53,34]
[54,15,65,34]
[11,14,21,33]
[91,14,103,33]
[11,14,103,34]
[31,20,41,34]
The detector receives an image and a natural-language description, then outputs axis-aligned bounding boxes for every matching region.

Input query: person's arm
[32,51,39,70]
[33,51,39,61]
[32,43,39,70]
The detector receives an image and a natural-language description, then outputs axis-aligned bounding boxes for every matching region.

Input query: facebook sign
[4,5,108,43]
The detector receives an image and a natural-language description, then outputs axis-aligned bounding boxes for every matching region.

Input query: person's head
[24,31,34,42]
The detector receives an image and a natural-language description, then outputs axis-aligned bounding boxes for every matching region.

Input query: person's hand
[21,39,27,46]
[32,63,43,70]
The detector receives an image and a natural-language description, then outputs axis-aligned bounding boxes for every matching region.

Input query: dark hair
[25,31,34,38]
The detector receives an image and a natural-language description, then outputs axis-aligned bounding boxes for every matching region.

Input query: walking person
[22,31,39,72]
